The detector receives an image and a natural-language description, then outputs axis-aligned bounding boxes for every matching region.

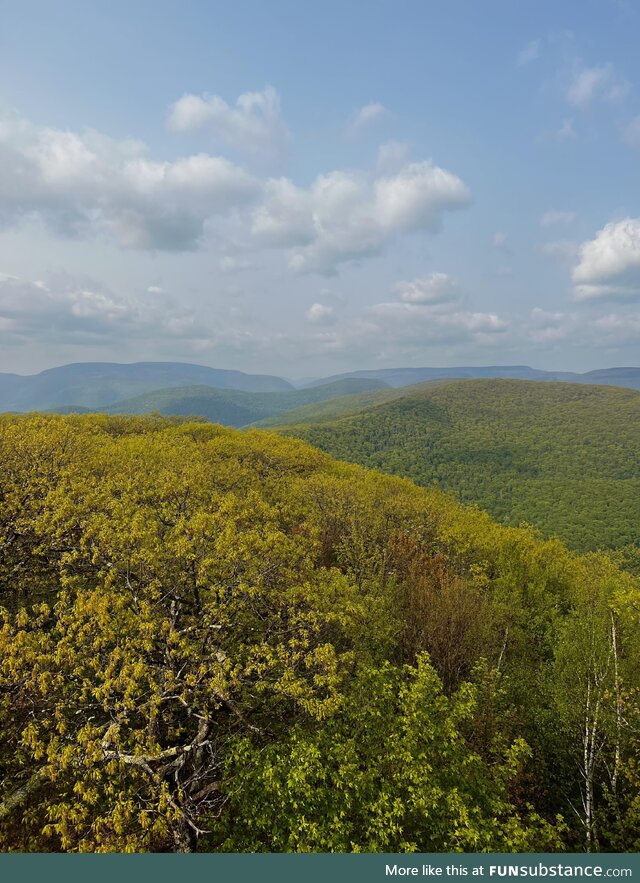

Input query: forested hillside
[93,378,389,427]
[274,379,640,553]
[304,365,640,391]
[0,414,638,853]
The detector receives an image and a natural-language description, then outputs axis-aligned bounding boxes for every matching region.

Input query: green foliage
[276,379,640,553]
[0,413,638,852]
[217,658,563,853]
[57,377,391,427]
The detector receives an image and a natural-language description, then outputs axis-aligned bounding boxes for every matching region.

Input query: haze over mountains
[303,365,640,390]
[100,378,388,427]
[0,362,293,413]
[1,361,640,416]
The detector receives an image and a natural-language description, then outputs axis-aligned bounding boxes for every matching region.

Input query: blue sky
[1,0,640,377]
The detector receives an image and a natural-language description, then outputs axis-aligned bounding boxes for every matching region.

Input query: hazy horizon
[1,356,639,385]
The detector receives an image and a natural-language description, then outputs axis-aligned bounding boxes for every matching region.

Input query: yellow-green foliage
[0,415,638,852]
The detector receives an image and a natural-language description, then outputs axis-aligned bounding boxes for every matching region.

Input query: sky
[1,0,640,379]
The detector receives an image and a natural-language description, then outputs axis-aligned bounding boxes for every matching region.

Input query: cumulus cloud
[394,272,461,305]
[370,301,507,341]
[566,63,628,108]
[0,271,208,346]
[529,307,574,344]
[526,305,640,350]
[310,275,508,361]
[0,110,259,250]
[572,218,640,300]
[0,104,471,272]
[252,161,471,274]
[306,302,335,324]
[590,311,640,343]
[167,85,289,158]
[251,176,317,247]
[345,102,388,140]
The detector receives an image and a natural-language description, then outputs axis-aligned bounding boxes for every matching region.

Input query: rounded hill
[274,378,640,552]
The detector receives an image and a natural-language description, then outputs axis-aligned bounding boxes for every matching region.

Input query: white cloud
[374,162,469,230]
[312,276,508,360]
[566,63,628,108]
[345,102,388,140]
[0,109,259,250]
[0,271,206,345]
[251,177,316,247]
[394,272,461,305]
[529,307,574,344]
[541,210,576,226]
[590,311,640,342]
[572,218,640,300]
[367,301,508,346]
[167,85,289,158]
[306,302,335,324]
[524,305,640,350]
[251,160,471,274]
[517,39,541,67]
[0,105,471,272]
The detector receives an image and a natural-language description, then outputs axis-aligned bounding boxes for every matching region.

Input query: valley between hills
[13,360,640,558]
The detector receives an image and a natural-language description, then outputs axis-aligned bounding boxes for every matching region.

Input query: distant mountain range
[303,365,640,390]
[1,361,640,415]
[0,362,293,412]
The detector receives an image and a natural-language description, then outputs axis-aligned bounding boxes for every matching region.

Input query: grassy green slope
[94,377,390,427]
[274,378,640,552]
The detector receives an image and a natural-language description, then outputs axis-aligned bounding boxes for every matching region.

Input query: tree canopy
[0,414,638,852]
[275,379,640,553]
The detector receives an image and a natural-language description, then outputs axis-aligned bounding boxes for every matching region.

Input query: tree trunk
[171,817,197,853]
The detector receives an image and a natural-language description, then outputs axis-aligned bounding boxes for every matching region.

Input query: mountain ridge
[2,360,640,413]
[302,365,640,390]
[0,361,294,411]
[52,377,391,427]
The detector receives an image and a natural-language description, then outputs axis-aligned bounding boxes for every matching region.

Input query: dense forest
[0,414,639,853]
[95,378,389,427]
[274,379,640,555]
